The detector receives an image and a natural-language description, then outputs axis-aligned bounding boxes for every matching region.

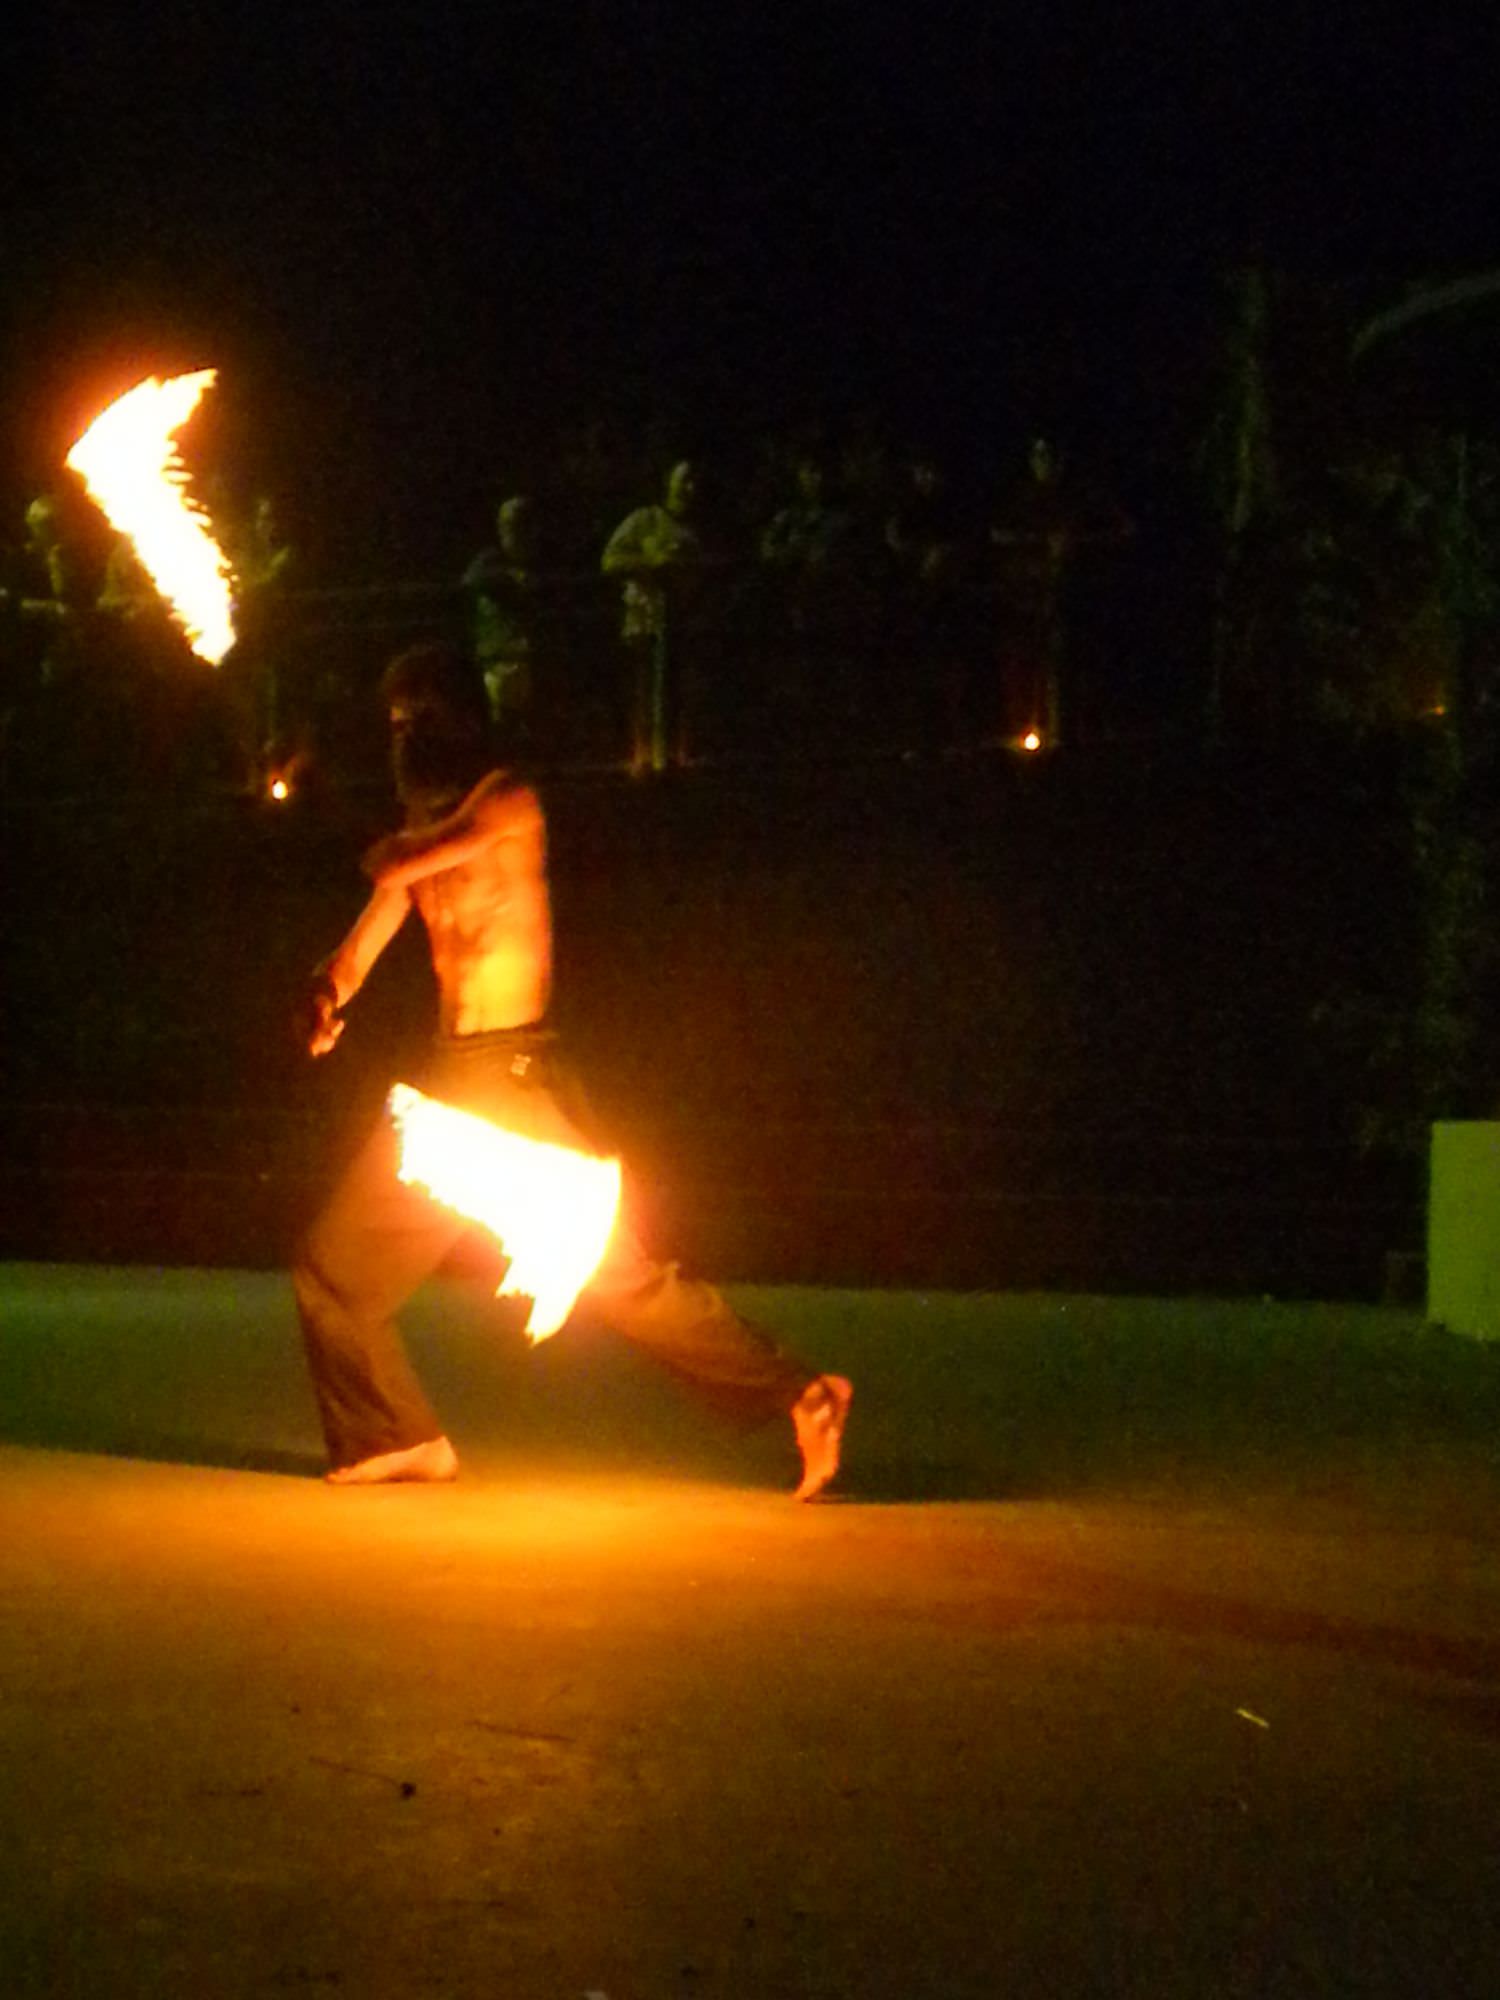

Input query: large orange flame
[388,1083,622,1341]
[65,370,236,664]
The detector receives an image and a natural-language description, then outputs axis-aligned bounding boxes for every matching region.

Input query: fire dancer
[293,641,852,1495]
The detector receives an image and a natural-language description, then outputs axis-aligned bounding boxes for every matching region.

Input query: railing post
[649,621,669,774]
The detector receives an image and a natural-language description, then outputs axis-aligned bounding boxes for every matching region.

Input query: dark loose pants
[294,1029,815,1470]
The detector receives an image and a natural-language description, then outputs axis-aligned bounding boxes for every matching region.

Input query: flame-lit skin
[311,763,551,1048]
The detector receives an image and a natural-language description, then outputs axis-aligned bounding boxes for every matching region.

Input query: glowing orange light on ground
[1021,730,1043,752]
[269,777,290,802]
[388,1083,622,1341]
[65,370,236,663]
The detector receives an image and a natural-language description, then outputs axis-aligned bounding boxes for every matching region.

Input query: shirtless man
[294,642,852,1495]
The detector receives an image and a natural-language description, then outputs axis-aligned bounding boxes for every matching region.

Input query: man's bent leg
[294,1115,468,1474]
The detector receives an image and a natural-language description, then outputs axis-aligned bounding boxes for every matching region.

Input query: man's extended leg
[293,1114,468,1478]
[582,1220,852,1498]
[391,1040,854,1497]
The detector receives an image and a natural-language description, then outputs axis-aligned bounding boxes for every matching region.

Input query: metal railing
[1,559,1074,800]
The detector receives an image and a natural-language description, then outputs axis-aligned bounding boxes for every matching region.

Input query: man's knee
[587,1252,682,1328]
[291,1249,346,1333]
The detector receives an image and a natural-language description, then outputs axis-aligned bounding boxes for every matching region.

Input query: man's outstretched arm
[305,881,412,1054]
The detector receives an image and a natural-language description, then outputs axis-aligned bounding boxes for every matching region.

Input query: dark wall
[0,747,1417,1294]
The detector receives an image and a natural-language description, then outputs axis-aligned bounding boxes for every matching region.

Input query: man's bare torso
[407,779,552,1035]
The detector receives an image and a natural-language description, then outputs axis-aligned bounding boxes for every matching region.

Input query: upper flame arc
[65,370,237,665]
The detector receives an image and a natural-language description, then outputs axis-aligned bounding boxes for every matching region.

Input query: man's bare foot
[791,1375,853,1501]
[326,1435,459,1486]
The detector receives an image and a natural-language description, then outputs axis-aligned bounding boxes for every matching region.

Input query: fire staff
[293,642,852,1495]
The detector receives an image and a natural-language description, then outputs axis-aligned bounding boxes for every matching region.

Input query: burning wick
[268,776,290,802]
[1021,730,1043,753]
[65,370,236,663]
[387,1083,622,1341]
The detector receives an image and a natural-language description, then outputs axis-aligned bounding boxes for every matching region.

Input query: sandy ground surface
[2,1265,1499,1999]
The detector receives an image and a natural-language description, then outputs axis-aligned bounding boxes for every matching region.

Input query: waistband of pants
[431,1023,557,1060]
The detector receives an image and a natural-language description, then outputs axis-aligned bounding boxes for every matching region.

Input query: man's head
[252,494,283,544]
[495,494,533,559]
[795,456,826,505]
[24,494,62,552]
[664,460,698,516]
[380,642,493,809]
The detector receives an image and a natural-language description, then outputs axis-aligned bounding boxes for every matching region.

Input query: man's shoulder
[473,766,545,823]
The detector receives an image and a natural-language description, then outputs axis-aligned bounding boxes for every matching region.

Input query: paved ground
[3,1265,1499,1999]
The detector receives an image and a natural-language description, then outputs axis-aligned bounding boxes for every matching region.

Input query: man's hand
[300,975,345,1058]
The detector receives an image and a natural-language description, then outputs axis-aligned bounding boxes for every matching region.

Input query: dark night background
[3,3,1499,1294]
[6,4,1498,568]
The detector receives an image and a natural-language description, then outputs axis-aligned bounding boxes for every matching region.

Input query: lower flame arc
[387,1082,622,1341]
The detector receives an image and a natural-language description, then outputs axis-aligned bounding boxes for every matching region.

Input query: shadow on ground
[2,1265,1500,1518]
[0,1425,326,1480]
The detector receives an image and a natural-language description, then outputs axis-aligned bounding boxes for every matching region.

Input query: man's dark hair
[379,641,489,733]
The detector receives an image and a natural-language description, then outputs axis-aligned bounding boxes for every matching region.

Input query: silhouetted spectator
[463,495,544,734]
[838,414,896,548]
[223,491,300,786]
[601,459,708,770]
[8,491,100,686]
[884,453,977,752]
[988,437,1133,747]
[1,496,78,782]
[0,489,111,789]
[760,453,853,584]
[756,451,874,748]
[228,492,296,594]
